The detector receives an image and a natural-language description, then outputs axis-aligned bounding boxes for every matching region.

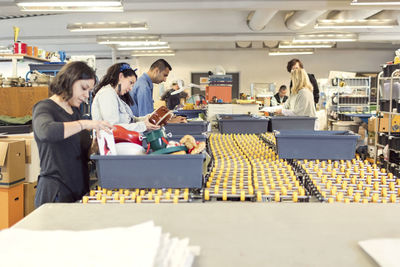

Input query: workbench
[14,203,400,267]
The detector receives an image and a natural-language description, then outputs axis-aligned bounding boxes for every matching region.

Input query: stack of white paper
[0,221,200,267]
[359,238,400,267]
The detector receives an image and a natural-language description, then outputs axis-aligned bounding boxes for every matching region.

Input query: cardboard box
[0,183,24,229]
[24,181,37,216]
[0,140,26,187]
[368,116,377,133]
[378,114,400,133]
[1,135,40,183]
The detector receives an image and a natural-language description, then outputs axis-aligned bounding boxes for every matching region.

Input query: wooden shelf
[0,54,50,62]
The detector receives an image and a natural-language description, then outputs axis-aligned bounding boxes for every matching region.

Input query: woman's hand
[274,108,283,115]
[144,116,160,131]
[81,120,114,134]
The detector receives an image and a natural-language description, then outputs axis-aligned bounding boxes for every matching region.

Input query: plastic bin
[378,133,389,146]
[91,154,205,189]
[164,121,208,135]
[268,116,316,131]
[174,109,206,119]
[275,130,359,160]
[217,114,269,134]
[389,134,400,150]
[379,99,400,113]
[169,134,207,143]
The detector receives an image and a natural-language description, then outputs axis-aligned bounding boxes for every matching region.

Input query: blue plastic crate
[173,109,206,119]
[275,130,359,160]
[91,154,205,189]
[164,121,208,135]
[268,116,316,131]
[217,114,269,134]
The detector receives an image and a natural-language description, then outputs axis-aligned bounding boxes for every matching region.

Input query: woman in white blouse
[91,63,159,132]
[276,68,316,118]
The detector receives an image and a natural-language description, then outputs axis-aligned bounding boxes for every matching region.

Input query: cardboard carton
[0,183,24,229]
[24,181,37,216]
[0,140,25,187]
[1,135,40,183]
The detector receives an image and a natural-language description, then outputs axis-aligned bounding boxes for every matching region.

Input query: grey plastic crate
[91,154,205,189]
[268,116,316,131]
[169,134,207,143]
[275,130,359,160]
[164,121,208,135]
[217,114,269,134]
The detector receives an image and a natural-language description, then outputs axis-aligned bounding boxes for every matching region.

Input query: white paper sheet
[0,221,199,267]
[359,238,400,267]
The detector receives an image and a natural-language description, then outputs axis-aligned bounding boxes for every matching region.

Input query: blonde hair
[291,68,313,95]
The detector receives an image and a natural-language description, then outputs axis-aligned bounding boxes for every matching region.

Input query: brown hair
[49,61,96,101]
[291,69,312,95]
[93,62,137,106]
[286,58,304,73]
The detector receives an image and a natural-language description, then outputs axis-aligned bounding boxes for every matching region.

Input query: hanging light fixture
[315,19,398,29]
[268,48,314,56]
[351,0,400,5]
[67,22,147,32]
[294,32,358,42]
[16,0,123,12]
[279,41,335,49]
[131,50,175,57]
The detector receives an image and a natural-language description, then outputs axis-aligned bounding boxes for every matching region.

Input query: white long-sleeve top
[91,85,147,132]
[282,88,316,117]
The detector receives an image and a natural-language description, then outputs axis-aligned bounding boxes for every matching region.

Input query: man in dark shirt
[287,58,320,104]
[271,85,288,106]
[161,80,188,110]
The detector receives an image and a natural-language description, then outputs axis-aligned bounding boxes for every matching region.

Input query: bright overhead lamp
[131,50,175,57]
[117,45,170,51]
[96,35,165,45]
[293,33,357,43]
[315,19,398,29]
[16,0,123,12]
[279,41,335,49]
[351,0,400,5]
[67,22,147,32]
[268,49,314,56]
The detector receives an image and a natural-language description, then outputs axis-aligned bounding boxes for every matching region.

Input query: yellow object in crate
[183,103,194,110]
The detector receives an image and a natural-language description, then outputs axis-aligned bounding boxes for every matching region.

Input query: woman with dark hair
[91,62,159,132]
[33,61,113,207]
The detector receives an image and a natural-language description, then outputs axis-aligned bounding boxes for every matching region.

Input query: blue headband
[120,64,137,72]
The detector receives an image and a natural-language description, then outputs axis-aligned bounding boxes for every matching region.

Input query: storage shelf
[378,111,400,115]
[0,54,50,62]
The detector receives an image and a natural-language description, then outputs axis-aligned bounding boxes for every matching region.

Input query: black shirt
[32,99,91,201]
[161,89,188,110]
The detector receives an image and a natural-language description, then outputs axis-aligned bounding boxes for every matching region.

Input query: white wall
[1,49,394,98]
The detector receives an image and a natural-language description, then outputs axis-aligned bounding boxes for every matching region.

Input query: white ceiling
[1,0,400,58]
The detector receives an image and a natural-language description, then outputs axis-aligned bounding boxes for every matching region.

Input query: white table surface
[14,203,400,267]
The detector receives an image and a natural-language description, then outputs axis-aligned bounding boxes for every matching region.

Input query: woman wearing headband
[92,63,159,132]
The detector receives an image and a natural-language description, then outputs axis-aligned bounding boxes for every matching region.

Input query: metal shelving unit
[374,69,400,171]
[329,77,371,122]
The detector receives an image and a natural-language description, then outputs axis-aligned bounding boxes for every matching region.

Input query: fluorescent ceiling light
[67,22,147,32]
[351,0,400,5]
[315,19,398,29]
[118,45,170,51]
[269,49,314,56]
[96,35,164,45]
[131,50,175,57]
[279,41,335,49]
[294,33,357,43]
[16,0,123,12]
